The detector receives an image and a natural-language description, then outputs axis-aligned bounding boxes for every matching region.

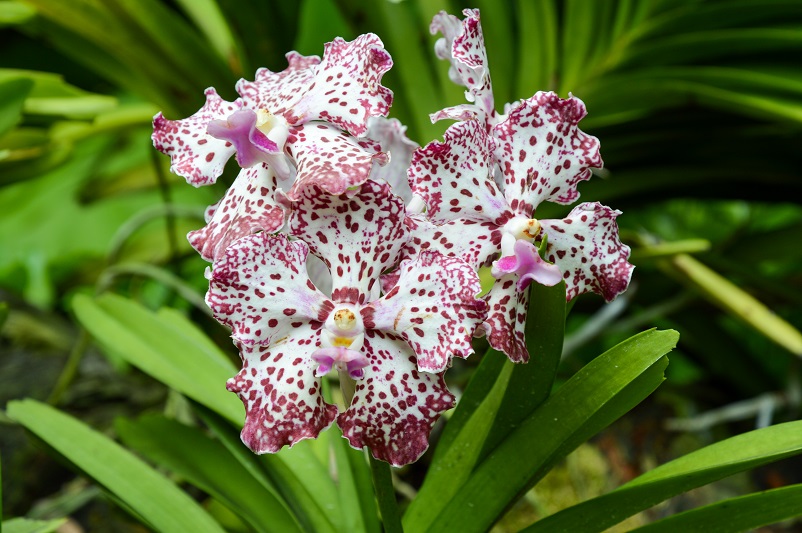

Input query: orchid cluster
[152,9,633,466]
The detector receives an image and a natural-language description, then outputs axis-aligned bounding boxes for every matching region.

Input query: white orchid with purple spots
[207,181,486,466]
[152,35,393,261]
[405,9,634,362]
[151,8,633,466]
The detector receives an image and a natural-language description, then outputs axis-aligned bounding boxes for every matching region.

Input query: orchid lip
[311,346,369,379]
[491,239,563,290]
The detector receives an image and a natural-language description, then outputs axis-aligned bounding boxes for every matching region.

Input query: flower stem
[369,455,403,533]
[339,373,403,532]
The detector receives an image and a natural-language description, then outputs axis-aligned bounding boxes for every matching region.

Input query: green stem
[339,373,403,532]
[47,329,91,405]
[369,455,403,533]
[150,148,179,269]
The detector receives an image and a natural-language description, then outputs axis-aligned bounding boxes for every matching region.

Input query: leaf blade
[414,329,678,532]
[7,399,225,533]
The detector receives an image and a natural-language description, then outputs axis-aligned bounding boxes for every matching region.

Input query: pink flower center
[493,216,562,290]
[313,305,369,379]
[206,108,292,178]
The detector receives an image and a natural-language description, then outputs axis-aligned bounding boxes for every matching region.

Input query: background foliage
[2,0,802,531]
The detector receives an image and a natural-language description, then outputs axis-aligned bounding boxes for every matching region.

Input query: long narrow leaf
[72,293,242,424]
[7,400,225,533]
[0,78,33,137]
[116,414,302,533]
[194,403,341,533]
[407,329,677,531]
[630,483,802,533]
[73,293,343,532]
[515,0,558,94]
[2,518,66,533]
[524,420,802,532]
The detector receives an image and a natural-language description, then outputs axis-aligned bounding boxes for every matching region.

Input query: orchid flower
[207,180,487,466]
[404,10,634,363]
[152,34,394,261]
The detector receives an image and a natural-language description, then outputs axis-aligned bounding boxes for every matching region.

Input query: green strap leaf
[73,293,342,533]
[524,420,802,532]
[173,0,244,74]
[416,328,678,532]
[376,0,445,142]
[405,281,565,527]
[1,518,66,533]
[116,414,302,533]
[294,0,353,55]
[481,280,566,455]
[330,425,381,533]
[0,2,36,27]
[193,404,338,533]
[72,293,242,424]
[515,0,558,95]
[629,483,802,533]
[0,78,34,138]
[6,399,225,533]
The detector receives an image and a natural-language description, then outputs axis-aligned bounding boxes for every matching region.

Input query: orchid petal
[404,215,502,271]
[289,34,394,137]
[493,92,602,214]
[429,103,481,124]
[152,88,242,186]
[188,164,285,262]
[289,180,408,304]
[227,329,337,454]
[482,276,530,363]
[363,250,487,373]
[540,202,634,302]
[430,9,494,117]
[365,116,419,202]
[285,123,388,200]
[236,52,321,118]
[338,332,455,466]
[207,233,331,345]
[306,253,333,297]
[410,120,510,225]
[491,239,563,291]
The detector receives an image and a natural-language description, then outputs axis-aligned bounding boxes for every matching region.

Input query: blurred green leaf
[116,414,302,533]
[1,518,66,533]
[0,137,201,294]
[407,329,677,532]
[526,420,802,532]
[173,0,243,73]
[0,1,35,26]
[630,483,802,533]
[662,253,802,356]
[515,0,558,94]
[72,292,242,423]
[294,0,352,55]
[0,77,33,137]
[7,399,225,533]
